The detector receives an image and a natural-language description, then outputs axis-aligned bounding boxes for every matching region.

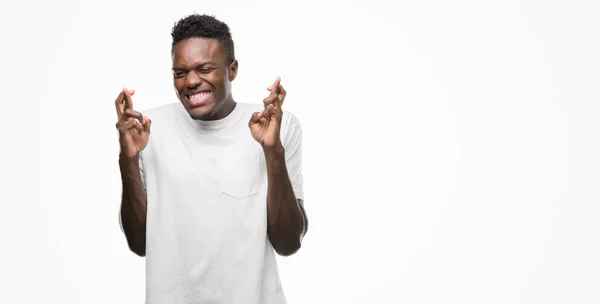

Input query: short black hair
[171,14,235,63]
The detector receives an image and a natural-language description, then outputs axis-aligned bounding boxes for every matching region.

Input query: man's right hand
[115,88,151,158]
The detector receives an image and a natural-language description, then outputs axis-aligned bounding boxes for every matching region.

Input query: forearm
[264,146,305,256]
[119,154,147,257]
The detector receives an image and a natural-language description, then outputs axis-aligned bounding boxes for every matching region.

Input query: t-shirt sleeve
[282,113,304,201]
[139,153,147,190]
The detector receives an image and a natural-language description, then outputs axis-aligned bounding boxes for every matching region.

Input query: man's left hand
[249,77,287,148]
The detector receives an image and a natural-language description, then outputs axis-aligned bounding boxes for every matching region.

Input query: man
[115,14,307,304]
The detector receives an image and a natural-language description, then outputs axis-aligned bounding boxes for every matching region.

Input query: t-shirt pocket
[222,153,261,199]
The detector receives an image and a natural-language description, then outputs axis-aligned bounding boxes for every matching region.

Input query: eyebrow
[172,61,218,71]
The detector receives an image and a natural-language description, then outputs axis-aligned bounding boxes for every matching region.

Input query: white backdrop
[1,0,599,303]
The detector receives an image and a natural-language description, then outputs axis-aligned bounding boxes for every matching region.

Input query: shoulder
[282,109,301,130]
[281,107,302,141]
[234,102,263,119]
[138,103,185,160]
[140,103,181,120]
[138,103,185,148]
[139,103,184,133]
[281,108,302,146]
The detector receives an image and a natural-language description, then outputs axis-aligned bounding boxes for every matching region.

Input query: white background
[1,0,599,303]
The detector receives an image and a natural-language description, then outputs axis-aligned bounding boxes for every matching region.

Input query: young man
[115,14,307,304]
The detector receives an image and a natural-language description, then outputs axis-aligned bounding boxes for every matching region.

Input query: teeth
[189,91,211,102]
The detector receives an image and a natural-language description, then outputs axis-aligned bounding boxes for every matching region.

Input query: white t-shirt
[125,102,304,304]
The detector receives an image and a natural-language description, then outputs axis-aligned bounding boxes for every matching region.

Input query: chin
[187,105,214,120]
[177,98,210,119]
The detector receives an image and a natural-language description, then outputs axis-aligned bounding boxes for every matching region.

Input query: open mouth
[186,91,212,106]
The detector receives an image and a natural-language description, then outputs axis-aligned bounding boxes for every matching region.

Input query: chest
[150,126,267,201]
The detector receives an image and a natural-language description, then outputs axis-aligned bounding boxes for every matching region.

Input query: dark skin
[116,37,307,257]
[115,87,150,256]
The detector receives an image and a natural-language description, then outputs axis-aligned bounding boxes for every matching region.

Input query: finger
[142,117,152,134]
[121,109,144,124]
[271,78,284,107]
[262,106,270,119]
[123,88,135,111]
[114,91,125,116]
[118,117,144,134]
[263,94,279,107]
[267,77,281,93]
[262,97,279,117]
[248,111,263,126]
[273,77,281,94]
[133,119,144,135]
[278,83,286,106]
[115,88,136,115]
[262,105,280,122]
[268,103,282,119]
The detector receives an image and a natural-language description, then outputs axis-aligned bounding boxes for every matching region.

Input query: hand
[115,88,151,158]
[249,77,287,148]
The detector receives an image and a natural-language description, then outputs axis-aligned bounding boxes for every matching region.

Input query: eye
[173,71,186,78]
[199,67,215,74]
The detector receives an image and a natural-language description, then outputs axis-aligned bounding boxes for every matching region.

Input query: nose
[184,71,202,89]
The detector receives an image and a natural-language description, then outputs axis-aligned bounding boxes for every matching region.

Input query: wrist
[119,152,140,164]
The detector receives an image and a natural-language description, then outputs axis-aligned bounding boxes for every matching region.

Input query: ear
[228,59,238,81]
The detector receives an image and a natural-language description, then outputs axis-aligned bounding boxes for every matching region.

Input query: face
[172,37,238,120]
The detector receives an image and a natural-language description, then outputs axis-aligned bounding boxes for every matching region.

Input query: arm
[119,154,148,257]
[249,77,307,256]
[264,145,307,256]
[114,87,151,257]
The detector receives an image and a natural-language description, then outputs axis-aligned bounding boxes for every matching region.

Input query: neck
[196,98,236,121]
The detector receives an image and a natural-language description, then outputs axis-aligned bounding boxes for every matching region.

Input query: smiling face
[172,37,238,120]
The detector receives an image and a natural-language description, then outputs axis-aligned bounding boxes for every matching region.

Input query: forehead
[172,37,226,66]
